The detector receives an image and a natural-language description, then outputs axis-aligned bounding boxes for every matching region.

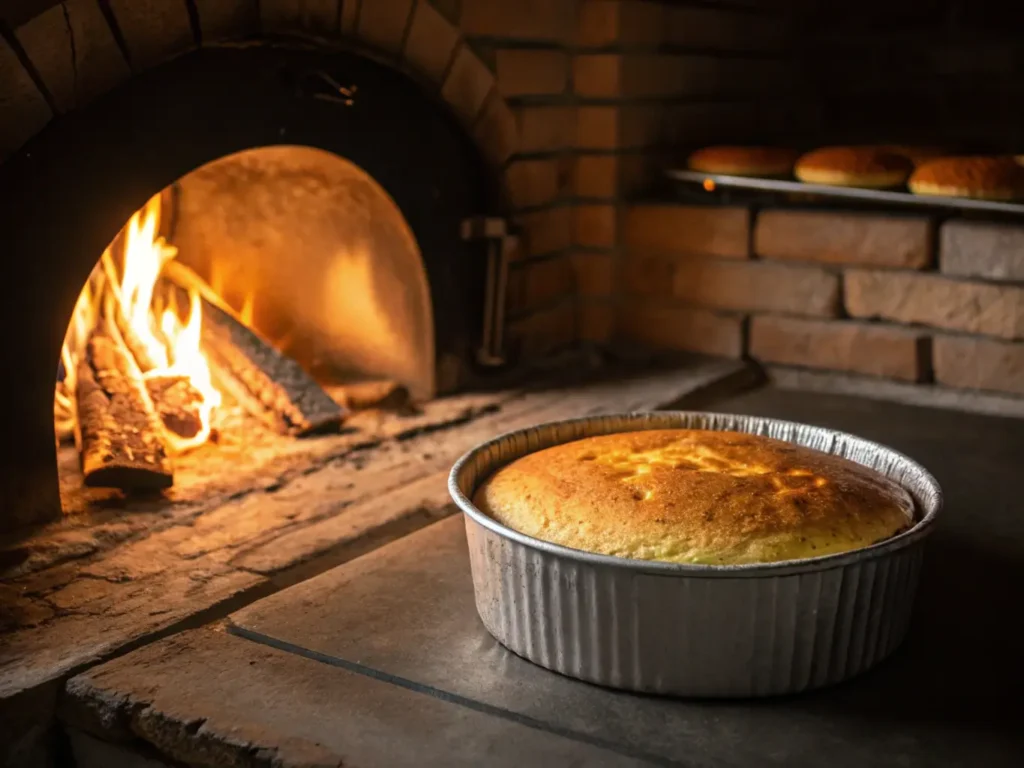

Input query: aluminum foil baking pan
[449,411,942,698]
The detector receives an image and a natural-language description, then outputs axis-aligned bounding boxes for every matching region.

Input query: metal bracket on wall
[461,216,515,367]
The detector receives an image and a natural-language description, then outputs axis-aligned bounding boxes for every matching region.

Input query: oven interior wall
[170,146,436,399]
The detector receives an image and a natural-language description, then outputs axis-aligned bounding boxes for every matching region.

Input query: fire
[119,199,177,370]
[59,194,222,453]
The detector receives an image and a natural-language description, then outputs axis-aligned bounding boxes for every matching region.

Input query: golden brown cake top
[473,429,915,566]
[687,146,799,176]
[795,147,913,177]
[909,156,1024,195]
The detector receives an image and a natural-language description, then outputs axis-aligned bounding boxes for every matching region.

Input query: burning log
[162,261,345,436]
[75,322,173,490]
[145,375,203,439]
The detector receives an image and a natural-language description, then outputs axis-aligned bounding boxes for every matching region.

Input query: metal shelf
[665,169,1024,217]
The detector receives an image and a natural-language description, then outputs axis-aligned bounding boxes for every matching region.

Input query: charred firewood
[162,261,345,436]
[75,323,172,490]
[145,375,203,439]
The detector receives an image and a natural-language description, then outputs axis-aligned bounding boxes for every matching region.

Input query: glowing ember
[59,194,222,453]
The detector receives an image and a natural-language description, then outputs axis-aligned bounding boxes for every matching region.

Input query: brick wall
[618,202,1024,400]
[557,0,797,350]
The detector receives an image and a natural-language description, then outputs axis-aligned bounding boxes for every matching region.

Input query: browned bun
[794,147,913,189]
[908,156,1024,201]
[869,145,950,168]
[687,146,799,178]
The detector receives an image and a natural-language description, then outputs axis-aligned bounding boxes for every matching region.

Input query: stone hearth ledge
[1,354,759,766]
[60,626,645,768]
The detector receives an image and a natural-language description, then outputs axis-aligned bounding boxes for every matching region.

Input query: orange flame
[58,194,221,453]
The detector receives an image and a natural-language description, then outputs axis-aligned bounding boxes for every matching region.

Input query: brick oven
[1,1,1023,766]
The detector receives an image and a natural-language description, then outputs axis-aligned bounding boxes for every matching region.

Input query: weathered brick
[17,0,129,113]
[618,301,743,357]
[358,0,414,54]
[623,205,749,259]
[441,45,495,125]
[617,0,664,44]
[845,270,1024,340]
[619,152,661,196]
[507,256,574,313]
[620,54,690,98]
[462,0,574,41]
[750,316,928,381]
[403,0,459,83]
[755,210,933,269]
[0,38,51,159]
[626,255,839,317]
[109,0,194,69]
[618,104,664,149]
[516,207,573,257]
[578,302,614,343]
[261,0,339,35]
[933,335,1024,396]
[677,259,839,317]
[666,5,786,51]
[505,158,569,210]
[574,155,617,198]
[472,92,518,167]
[577,0,663,46]
[576,106,618,149]
[571,251,615,297]
[515,106,575,152]
[509,301,576,358]
[496,50,568,96]
[193,0,260,41]
[577,0,620,46]
[574,204,616,248]
[573,54,621,97]
[940,220,1024,281]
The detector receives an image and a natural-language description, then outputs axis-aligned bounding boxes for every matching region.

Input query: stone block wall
[618,203,1024,400]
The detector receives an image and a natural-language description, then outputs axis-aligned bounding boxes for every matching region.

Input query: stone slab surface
[229,390,1024,767]
[62,627,646,767]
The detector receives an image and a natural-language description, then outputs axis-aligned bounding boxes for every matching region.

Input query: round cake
[473,429,914,566]
[687,146,799,178]
[794,147,913,188]
[908,156,1024,200]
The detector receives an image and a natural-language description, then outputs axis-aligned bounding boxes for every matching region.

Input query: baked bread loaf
[794,147,913,188]
[908,156,1024,200]
[473,429,914,566]
[687,146,799,178]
